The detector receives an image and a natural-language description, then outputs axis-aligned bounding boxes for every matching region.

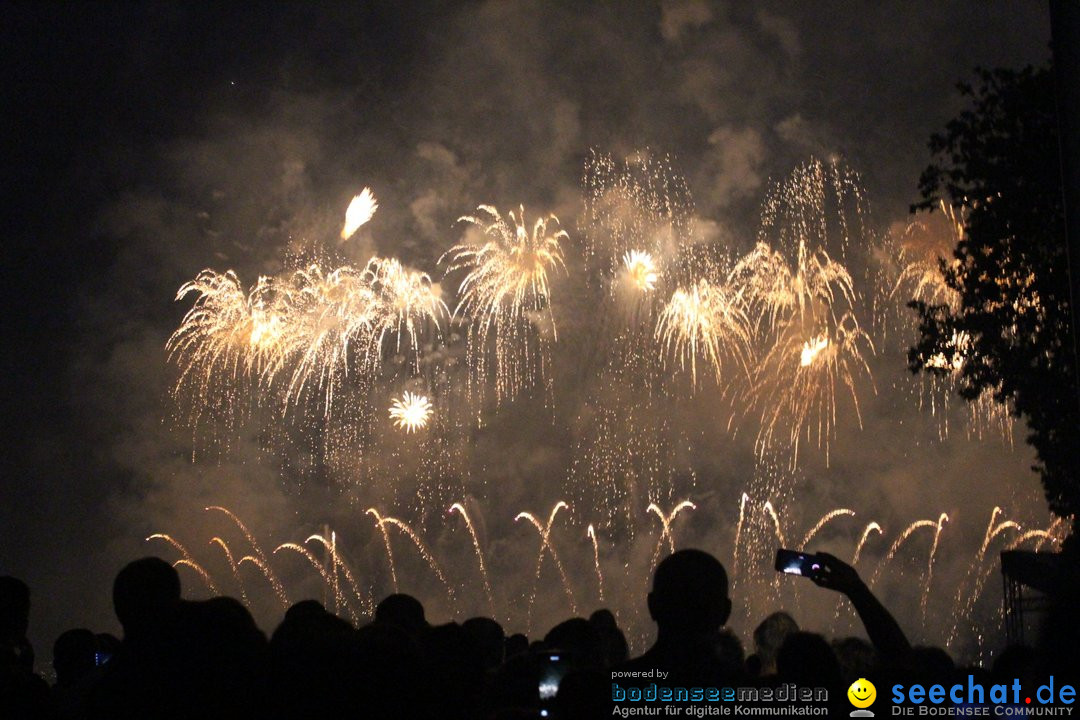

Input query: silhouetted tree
[910,66,1079,542]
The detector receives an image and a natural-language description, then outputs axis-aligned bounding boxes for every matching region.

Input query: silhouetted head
[505,632,529,659]
[589,609,629,666]
[832,636,876,682]
[283,599,327,623]
[0,576,30,644]
[112,557,181,639]
[374,593,427,637]
[463,616,505,670]
[53,628,97,685]
[647,550,730,637]
[777,631,842,688]
[545,617,603,669]
[753,611,798,674]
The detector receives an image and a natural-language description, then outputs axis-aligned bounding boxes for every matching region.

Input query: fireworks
[799,335,829,367]
[442,205,567,404]
[365,257,448,371]
[655,278,752,386]
[732,239,857,332]
[754,311,874,466]
[622,250,658,292]
[389,391,433,432]
[341,188,378,240]
[891,200,1014,443]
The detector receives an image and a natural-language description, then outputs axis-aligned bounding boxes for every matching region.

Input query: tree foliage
[910,66,1079,529]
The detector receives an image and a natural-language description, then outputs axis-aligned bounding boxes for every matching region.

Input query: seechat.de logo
[848,678,877,717]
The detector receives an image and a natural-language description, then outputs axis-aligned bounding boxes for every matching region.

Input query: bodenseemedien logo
[848,678,877,717]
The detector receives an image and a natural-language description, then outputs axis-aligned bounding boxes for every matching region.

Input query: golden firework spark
[799,334,829,367]
[365,257,448,370]
[754,311,874,466]
[442,205,567,403]
[892,200,1014,443]
[732,239,855,331]
[622,250,658,292]
[389,391,432,432]
[341,187,378,239]
[655,278,751,386]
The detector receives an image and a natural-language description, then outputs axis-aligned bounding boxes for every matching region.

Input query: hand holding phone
[774,549,823,579]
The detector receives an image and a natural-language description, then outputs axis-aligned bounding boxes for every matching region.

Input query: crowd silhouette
[1,548,1076,719]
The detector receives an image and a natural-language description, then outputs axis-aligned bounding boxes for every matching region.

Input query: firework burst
[389,391,433,432]
[341,187,378,240]
[754,310,875,466]
[623,250,658,292]
[655,278,752,387]
[442,205,567,405]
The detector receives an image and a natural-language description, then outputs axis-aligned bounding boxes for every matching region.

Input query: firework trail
[945,507,1020,647]
[587,524,605,603]
[274,542,338,603]
[206,506,288,606]
[852,522,883,565]
[147,534,221,594]
[210,537,249,606]
[920,513,949,621]
[869,519,938,588]
[732,493,750,587]
[646,500,697,570]
[366,509,399,593]
[516,502,577,631]
[305,532,373,620]
[798,509,855,550]
[443,205,567,407]
[450,503,496,619]
[372,514,456,608]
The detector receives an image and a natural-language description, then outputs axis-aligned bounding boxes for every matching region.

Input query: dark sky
[0,1,1055,664]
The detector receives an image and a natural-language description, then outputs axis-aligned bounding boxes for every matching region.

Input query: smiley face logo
[848,678,876,709]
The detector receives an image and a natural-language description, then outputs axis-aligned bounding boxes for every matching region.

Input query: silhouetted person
[270,600,359,719]
[777,631,842,687]
[174,596,268,718]
[544,617,603,670]
[0,576,49,719]
[112,557,181,644]
[504,632,528,660]
[462,616,505,671]
[88,557,184,720]
[422,622,486,719]
[810,551,911,661]
[831,636,876,683]
[374,593,427,639]
[750,611,798,678]
[589,609,628,666]
[354,618,423,718]
[51,628,99,720]
[53,629,97,687]
[620,549,740,686]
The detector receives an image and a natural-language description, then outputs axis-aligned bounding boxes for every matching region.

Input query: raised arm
[812,551,912,659]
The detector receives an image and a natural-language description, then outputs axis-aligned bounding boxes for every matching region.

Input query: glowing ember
[799,334,829,367]
[341,187,378,239]
[389,391,432,432]
[622,250,658,291]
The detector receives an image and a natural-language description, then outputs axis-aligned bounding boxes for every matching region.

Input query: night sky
[0,2,1056,667]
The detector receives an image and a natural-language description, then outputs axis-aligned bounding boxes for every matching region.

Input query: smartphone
[775,548,823,578]
[537,651,572,703]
